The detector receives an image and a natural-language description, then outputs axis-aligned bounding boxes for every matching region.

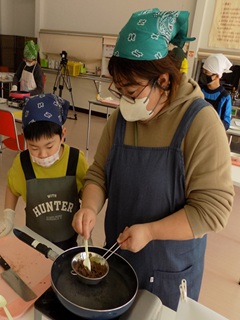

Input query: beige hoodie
[85,74,234,238]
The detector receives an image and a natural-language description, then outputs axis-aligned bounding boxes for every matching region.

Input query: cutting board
[0,236,53,319]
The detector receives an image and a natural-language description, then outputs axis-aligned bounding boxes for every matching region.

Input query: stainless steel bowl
[71,252,109,285]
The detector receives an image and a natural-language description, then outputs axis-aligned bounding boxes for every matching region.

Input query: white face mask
[26,61,35,67]
[120,96,153,122]
[30,144,61,168]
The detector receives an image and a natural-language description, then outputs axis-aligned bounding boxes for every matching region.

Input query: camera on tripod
[53,50,77,120]
[60,50,68,65]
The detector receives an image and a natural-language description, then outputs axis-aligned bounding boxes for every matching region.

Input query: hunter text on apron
[20,147,80,249]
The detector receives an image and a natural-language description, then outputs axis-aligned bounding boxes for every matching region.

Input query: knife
[0,255,37,301]
[13,228,59,261]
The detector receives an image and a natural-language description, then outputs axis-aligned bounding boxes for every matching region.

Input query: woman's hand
[72,207,97,240]
[72,183,106,240]
[117,224,153,252]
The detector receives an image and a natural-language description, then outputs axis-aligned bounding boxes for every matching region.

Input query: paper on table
[96,94,120,106]
[234,120,240,127]
[176,279,228,320]
[175,297,229,320]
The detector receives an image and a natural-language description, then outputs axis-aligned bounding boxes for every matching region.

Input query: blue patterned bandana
[113,8,195,60]
[22,93,69,129]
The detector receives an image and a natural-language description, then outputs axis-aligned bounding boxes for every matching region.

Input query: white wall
[34,0,198,111]
[36,0,197,35]
[2,0,227,111]
[0,0,35,36]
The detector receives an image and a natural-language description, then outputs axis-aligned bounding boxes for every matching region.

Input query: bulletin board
[209,0,240,49]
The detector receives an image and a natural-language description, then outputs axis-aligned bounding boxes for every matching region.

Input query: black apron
[105,98,208,310]
[20,147,80,250]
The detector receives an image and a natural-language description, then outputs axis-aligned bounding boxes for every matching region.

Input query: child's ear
[61,127,67,142]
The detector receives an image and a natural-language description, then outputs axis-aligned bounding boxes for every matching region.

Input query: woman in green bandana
[12,40,44,96]
[72,8,234,310]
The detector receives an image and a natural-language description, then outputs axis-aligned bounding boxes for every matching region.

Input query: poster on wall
[209,0,240,49]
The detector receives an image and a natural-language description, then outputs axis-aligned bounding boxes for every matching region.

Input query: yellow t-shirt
[7,144,88,202]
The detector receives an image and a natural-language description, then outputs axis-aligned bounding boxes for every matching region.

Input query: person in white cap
[199,53,232,130]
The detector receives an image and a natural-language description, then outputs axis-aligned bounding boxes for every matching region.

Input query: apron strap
[113,111,126,145]
[23,63,37,73]
[20,146,79,180]
[170,98,209,148]
[31,63,37,74]
[66,147,79,175]
[20,150,35,180]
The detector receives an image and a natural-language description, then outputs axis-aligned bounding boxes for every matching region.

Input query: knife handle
[0,255,11,271]
[13,228,52,258]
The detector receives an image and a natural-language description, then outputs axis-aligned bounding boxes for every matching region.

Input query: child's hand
[0,209,15,237]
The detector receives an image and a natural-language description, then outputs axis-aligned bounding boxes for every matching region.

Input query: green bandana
[113,8,195,60]
[23,40,39,60]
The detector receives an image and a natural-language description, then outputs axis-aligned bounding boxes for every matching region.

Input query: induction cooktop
[34,287,119,320]
[34,287,162,320]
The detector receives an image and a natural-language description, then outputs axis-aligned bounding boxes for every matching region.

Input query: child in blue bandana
[0,93,88,250]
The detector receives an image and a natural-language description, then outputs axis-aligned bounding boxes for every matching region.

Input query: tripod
[53,59,77,120]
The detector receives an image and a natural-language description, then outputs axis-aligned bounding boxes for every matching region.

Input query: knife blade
[0,254,37,301]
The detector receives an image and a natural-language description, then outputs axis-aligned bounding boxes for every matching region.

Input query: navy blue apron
[105,98,208,310]
[20,147,80,250]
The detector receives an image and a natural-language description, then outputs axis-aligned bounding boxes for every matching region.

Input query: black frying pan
[13,229,138,319]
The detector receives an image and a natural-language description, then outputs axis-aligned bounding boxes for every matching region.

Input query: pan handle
[13,228,59,261]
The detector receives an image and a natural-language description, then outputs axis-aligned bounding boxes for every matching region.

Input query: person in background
[11,40,44,96]
[0,93,89,250]
[171,46,188,74]
[199,53,232,130]
[72,8,234,310]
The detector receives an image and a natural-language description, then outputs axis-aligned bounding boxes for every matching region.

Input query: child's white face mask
[31,144,61,168]
[25,61,35,67]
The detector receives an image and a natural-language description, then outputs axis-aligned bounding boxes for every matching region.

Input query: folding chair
[0,66,9,72]
[0,109,25,151]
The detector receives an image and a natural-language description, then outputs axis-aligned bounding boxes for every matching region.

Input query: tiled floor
[1,109,240,319]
